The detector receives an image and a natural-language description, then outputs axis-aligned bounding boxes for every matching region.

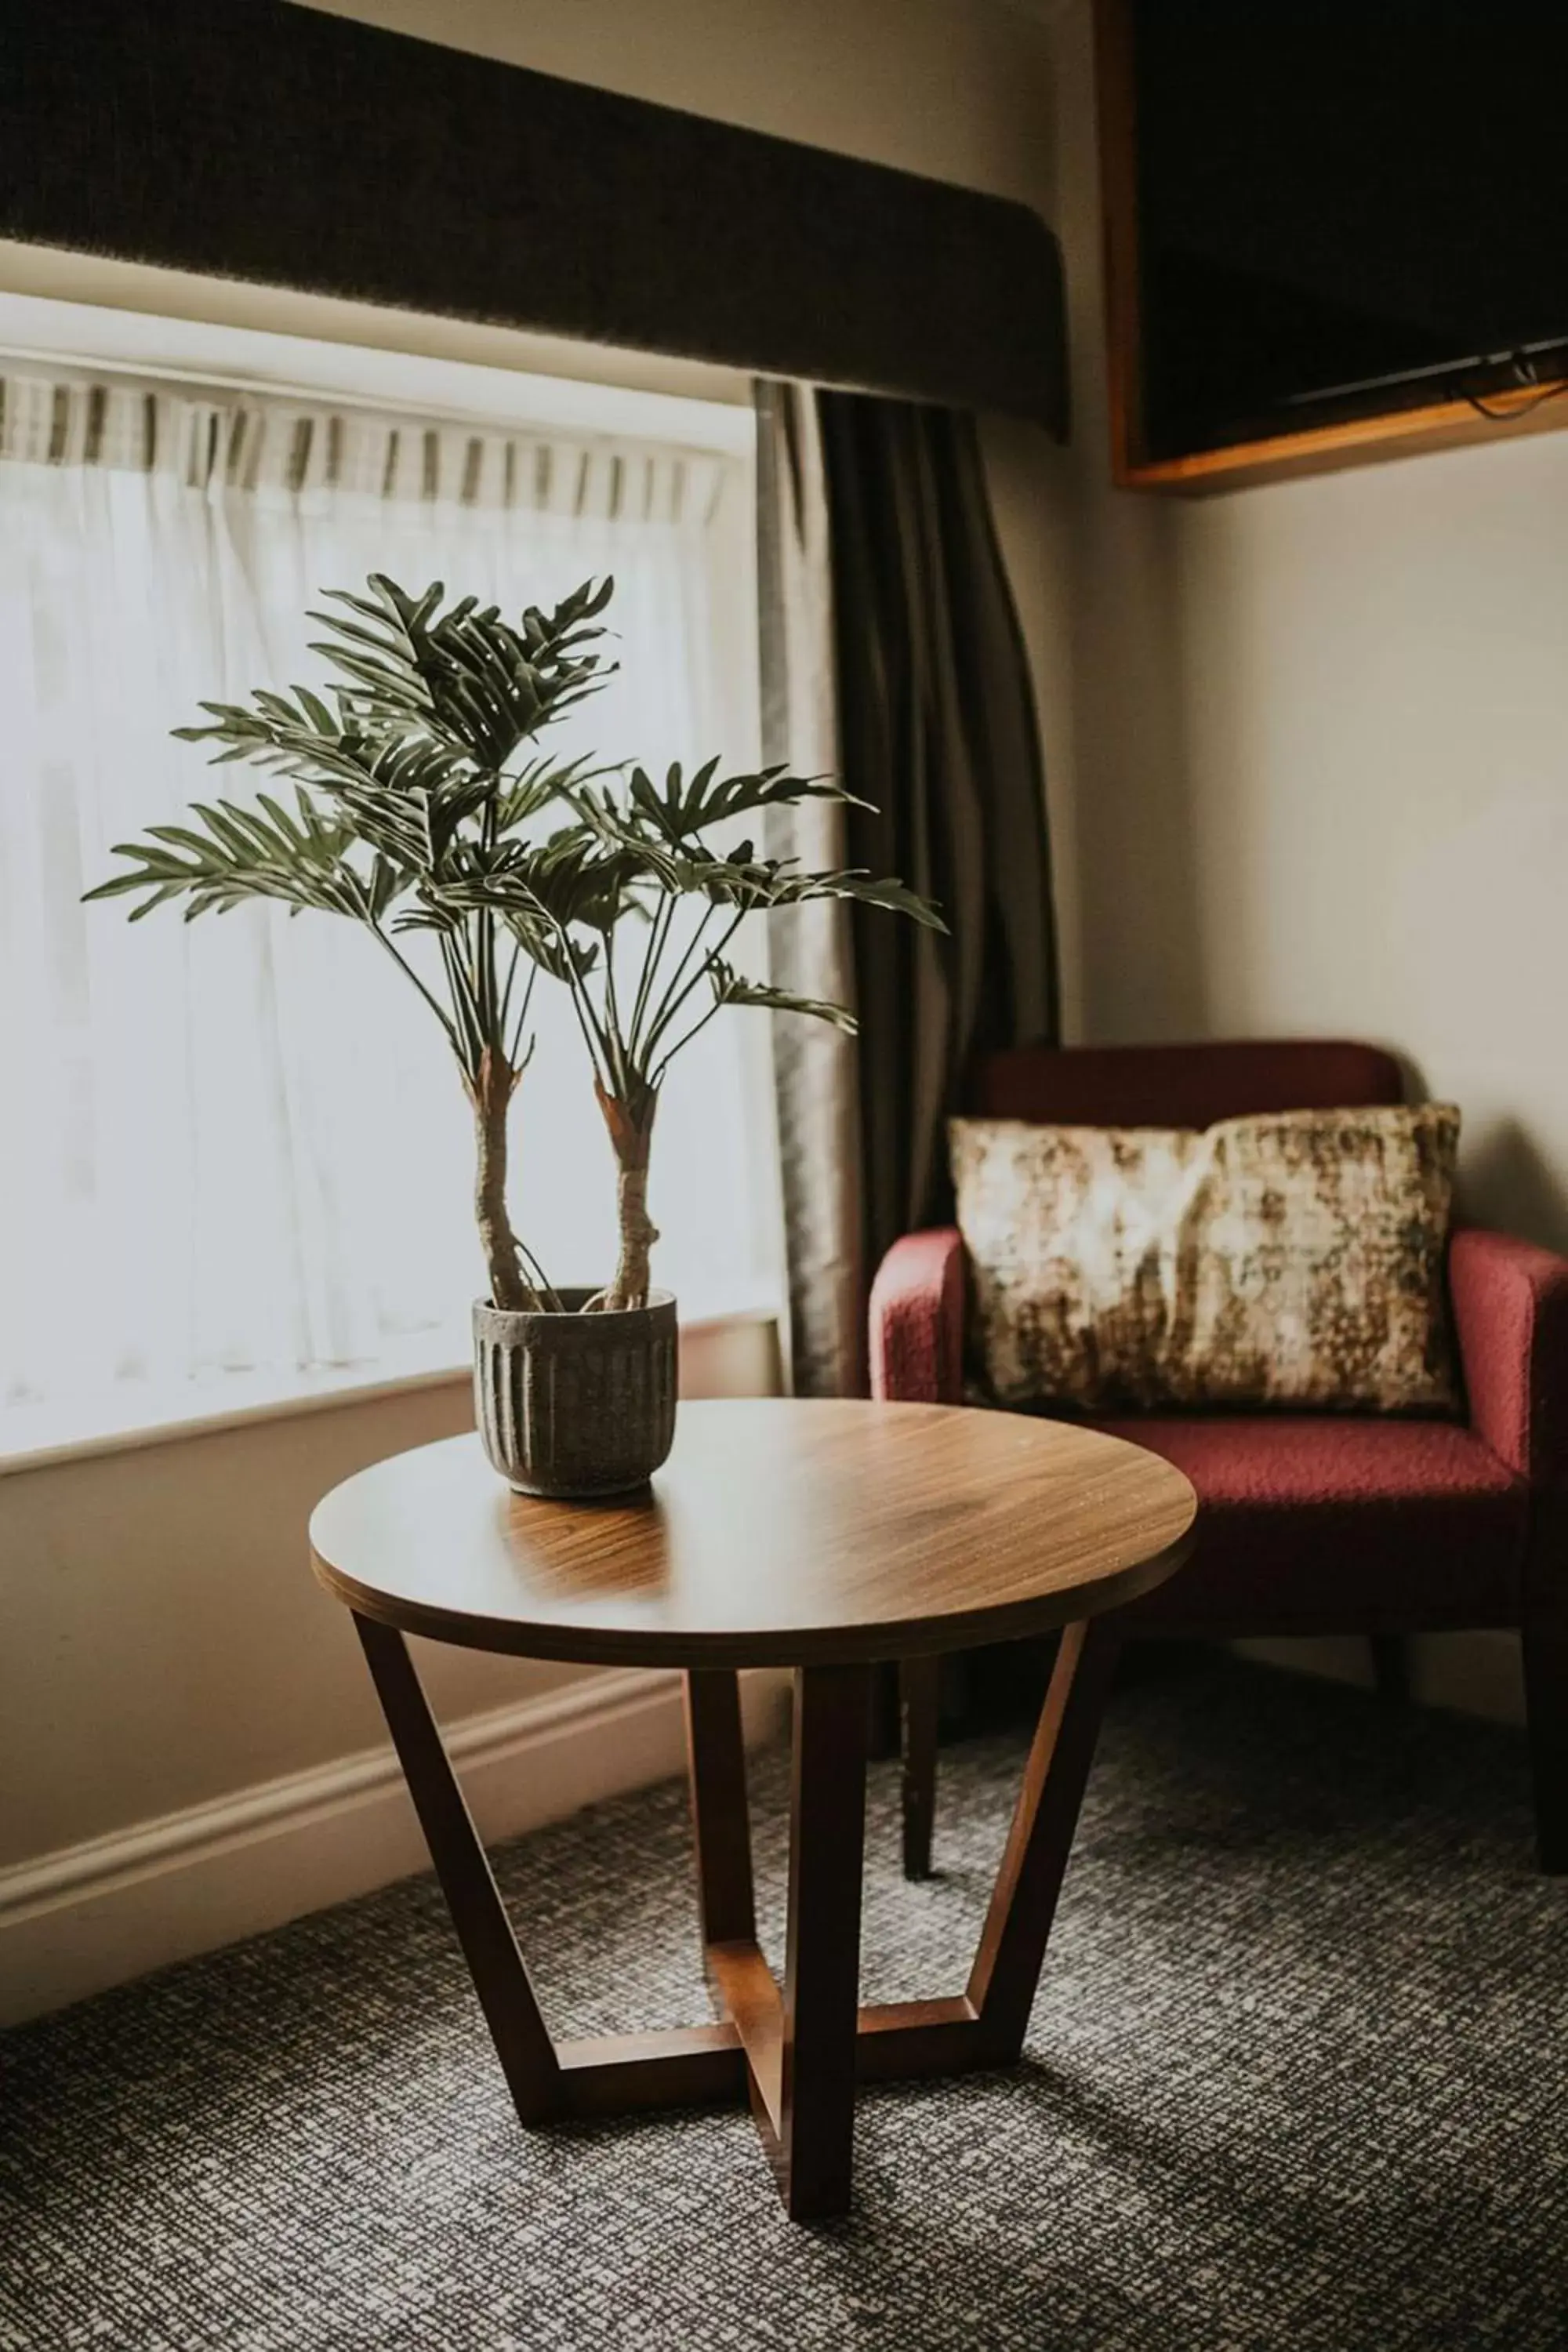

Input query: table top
[310,1399,1196,1669]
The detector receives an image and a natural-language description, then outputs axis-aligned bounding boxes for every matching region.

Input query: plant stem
[514,1236,564,1315]
[601,939,630,1093]
[368,924,460,1056]
[639,901,717,1053]
[642,905,746,1058]
[594,1079,659,1312]
[440,933,486,1073]
[626,893,674,1058]
[468,1047,534,1311]
[503,957,537,1071]
[650,993,725,1086]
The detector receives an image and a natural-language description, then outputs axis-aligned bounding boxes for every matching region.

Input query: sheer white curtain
[0,369,779,1414]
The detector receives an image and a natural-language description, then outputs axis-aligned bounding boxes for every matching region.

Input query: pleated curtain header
[0,373,731,527]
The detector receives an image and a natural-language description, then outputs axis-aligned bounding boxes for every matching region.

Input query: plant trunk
[597,1080,660,1312]
[469,1048,531,1311]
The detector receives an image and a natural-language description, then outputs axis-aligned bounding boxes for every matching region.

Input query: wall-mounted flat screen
[1128,1,1568,461]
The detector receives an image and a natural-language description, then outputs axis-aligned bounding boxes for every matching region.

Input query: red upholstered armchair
[871,1040,1568,1876]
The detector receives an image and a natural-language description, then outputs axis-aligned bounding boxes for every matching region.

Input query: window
[0,302,781,1439]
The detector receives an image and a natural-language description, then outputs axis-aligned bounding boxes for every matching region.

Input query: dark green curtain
[816,393,1060,1278]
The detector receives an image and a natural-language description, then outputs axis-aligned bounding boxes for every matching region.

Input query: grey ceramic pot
[473,1290,678,1498]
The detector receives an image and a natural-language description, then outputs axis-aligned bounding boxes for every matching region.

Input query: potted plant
[88,574,942,1496]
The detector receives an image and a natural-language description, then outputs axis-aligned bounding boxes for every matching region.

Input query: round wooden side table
[310,1398,1196,2222]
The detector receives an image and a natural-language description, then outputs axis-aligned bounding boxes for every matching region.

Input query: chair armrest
[869,1229,967,1404]
[1449,1226,1568,1486]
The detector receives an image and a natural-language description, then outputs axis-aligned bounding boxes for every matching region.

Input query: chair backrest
[967,1039,1406,1129]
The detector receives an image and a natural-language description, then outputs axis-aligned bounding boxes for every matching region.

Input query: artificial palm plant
[88,574,615,1316]
[88,574,942,1323]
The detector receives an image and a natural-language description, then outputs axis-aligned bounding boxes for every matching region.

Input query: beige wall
[1166,442,1568,1253]
[3,1383,479,1869]
[300,0,1056,198]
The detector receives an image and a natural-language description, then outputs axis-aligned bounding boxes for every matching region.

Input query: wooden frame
[354,1613,1122,2223]
[1094,0,1568,495]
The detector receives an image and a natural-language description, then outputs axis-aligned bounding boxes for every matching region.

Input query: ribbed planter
[473,1290,678,1498]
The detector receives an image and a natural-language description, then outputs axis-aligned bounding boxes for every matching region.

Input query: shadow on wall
[1065,485,1211,1044]
[1041,0,1209,1048]
[1459,1117,1568,1258]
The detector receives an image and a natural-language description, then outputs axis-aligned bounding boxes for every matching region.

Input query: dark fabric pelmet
[3,1651,1565,2351]
[1,2,1066,429]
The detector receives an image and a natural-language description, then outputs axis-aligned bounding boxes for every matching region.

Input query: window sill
[0,1289,782,1479]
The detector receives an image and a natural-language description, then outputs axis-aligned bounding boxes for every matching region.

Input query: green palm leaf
[706,959,858,1033]
[83,790,372,922]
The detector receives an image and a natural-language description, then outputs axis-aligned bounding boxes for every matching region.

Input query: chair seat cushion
[1090,1414,1528,1630]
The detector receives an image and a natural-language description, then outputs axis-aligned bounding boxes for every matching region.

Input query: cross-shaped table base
[355,1611,1121,2222]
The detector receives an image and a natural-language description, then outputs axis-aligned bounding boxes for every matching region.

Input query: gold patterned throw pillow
[949,1103,1461,1415]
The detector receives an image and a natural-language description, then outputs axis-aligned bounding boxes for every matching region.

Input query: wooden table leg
[354,1613,561,2125]
[967,1615,1121,2063]
[899,1654,941,1881]
[684,1669,756,1946]
[777,1661,871,2220]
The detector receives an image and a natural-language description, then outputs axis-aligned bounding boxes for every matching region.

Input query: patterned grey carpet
[3,1650,1565,2352]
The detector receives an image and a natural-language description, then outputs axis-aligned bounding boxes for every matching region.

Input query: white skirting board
[0,1665,791,2028]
